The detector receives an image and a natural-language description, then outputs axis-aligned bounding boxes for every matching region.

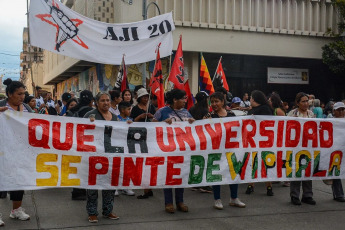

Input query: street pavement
[1,181,345,230]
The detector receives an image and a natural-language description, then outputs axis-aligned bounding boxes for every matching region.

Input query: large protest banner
[29,0,175,64]
[0,111,344,191]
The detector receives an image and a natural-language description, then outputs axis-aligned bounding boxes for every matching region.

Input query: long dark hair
[121,89,133,104]
[189,91,209,120]
[270,92,285,112]
[70,90,93,113]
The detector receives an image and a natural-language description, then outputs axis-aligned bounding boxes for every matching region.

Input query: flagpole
[145,43,160,122]
[212,56,222,83]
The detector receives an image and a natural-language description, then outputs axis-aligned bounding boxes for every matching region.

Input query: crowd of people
[1,77,345,226]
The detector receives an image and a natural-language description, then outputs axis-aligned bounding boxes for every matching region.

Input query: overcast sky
[0,0,28,81]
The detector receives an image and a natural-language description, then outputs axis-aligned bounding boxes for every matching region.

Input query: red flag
[214,57,229,91]
[168,35,184,89]
[184,80,194,110]
[149,46,165,108]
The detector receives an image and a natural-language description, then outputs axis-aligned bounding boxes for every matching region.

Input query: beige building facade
[43,0,343,101]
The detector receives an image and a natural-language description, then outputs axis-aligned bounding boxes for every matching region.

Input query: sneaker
[267,186,274,196]
[88,215,98,223]
[301,197,316,205]
[9,207,30,221]
[103,213,119,220]
[229,198,246,208]
[122,189,135,196]
[245,185,254,194]
[0,214,4,226]
[115,190,119,196]
[214,199,223,210]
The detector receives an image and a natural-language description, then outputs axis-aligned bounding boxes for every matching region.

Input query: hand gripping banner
[29,0,175,64]
[0,111,344,191]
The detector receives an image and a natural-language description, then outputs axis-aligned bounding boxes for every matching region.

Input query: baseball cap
[232,97,241,104]
[333,102,345,110]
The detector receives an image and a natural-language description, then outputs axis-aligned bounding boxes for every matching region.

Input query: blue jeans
[213,184,238,200]
[163,188,184,205]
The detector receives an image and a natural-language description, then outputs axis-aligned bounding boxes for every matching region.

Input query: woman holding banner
[153,89,195,213]
[245,90,274,196]
[287,92,316,205]
[84,92,119,223]
[204,92,246,210]
[0,78,31,222]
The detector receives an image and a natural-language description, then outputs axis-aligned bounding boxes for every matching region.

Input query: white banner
[267,67,309,85]
[29,0,175,65]
[0,111,344,191]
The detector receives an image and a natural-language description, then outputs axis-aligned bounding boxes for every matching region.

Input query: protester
[59,92,72,116]
[189,91,213,193]
[130,88,156,199]
[24,95,38,113]
[324,101,334,118]
[153,89,195,213]
[46,92,55,108]
[108,89,122,115]
[287,92,316,205]
[121,89,133,106]
[240,92,251,111]
[246,90,274,196]
[313,99,323,118]
[34,85,44,108]
[329,102,345,202]
[84,92,119,223]
[0,78,31,222]
[133,85,144,106]
[205,92,246,210]
[64,98,78,116]
[131,88,156,122]
[38,91,58,115]
[69,90,94,200]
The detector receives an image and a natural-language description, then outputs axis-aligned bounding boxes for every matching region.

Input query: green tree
[322,0,345,74]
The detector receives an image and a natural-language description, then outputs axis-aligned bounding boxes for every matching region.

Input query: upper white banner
[29,0,175,65]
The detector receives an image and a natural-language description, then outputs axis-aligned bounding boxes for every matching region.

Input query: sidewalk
[1,181,345,230]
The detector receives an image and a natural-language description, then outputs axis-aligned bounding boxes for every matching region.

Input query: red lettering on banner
[88,156,109,185]
[28,119,50,149]
[242,120,256,148]
[52,122,73,150]
[285,120,301,147]
[195,125,207,150]
[277,151,284,178]
[111,157,121,186]
[145,157,165,186]
[277,121,284,147]
[205,123,222,150]
[259,120,275,148]
[156,127,176,152]
[76,124,96,152]
[302,121,318,147]
[174,127,196,151]
[166,156,183,185]
[123,158,143,186]
[224,121,240,148]
[319,122,333,148]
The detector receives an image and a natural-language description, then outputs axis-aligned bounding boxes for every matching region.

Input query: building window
[98,6,101,11]
[111,13,113,18]
[107,7,109,12]
[103,2,105,7]
[106,18,109,23]
[102,12,105,17]
[98,17,101,21]
[111,2,113,7]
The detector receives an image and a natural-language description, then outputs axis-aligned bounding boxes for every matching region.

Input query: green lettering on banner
[188,155,205,184]
[206,153,222,182]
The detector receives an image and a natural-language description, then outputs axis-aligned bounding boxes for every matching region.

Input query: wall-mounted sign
[267,67,309,85]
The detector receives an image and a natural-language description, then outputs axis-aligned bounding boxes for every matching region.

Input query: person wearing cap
[130,88,156,199]
[130,88,156,122]
[132,85,144,106]
[329,102,345,202]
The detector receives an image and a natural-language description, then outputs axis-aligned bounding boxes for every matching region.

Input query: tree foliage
[322,0,345,74]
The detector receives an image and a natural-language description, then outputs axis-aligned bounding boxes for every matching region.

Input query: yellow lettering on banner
[36,153,58,186]
[286,151,292,177]
[61,155,81,186]
[226,152,237,180]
